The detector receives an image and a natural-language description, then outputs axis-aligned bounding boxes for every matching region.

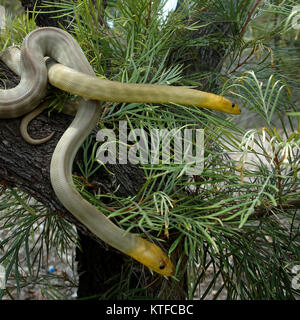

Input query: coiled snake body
[0,27,240,276]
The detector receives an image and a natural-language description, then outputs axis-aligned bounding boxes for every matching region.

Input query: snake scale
[0,27,241,276]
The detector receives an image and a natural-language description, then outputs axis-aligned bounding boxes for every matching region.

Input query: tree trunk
[1,0,234,299]
[20,0,74,29]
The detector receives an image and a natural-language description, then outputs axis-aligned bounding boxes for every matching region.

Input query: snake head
[126,237,175,276]
[204,95,241,115]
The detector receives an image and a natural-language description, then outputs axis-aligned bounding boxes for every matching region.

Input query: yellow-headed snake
[0,27,241,276]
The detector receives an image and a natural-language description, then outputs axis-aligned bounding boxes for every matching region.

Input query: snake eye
[232,103,235,108]
[159,262,165,270]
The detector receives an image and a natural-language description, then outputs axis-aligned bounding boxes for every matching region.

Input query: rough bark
[20,0,74,29]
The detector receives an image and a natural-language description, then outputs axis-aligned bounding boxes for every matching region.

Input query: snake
[0,27,241,277]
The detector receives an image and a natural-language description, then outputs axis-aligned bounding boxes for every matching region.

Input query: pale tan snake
[0,27,241,276]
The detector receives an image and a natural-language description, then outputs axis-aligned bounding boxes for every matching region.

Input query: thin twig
[240,0,264,35]
[229,45,256,74]
[145,0,152,26]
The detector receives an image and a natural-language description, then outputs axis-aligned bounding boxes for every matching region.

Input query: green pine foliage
[0,0,299,299]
